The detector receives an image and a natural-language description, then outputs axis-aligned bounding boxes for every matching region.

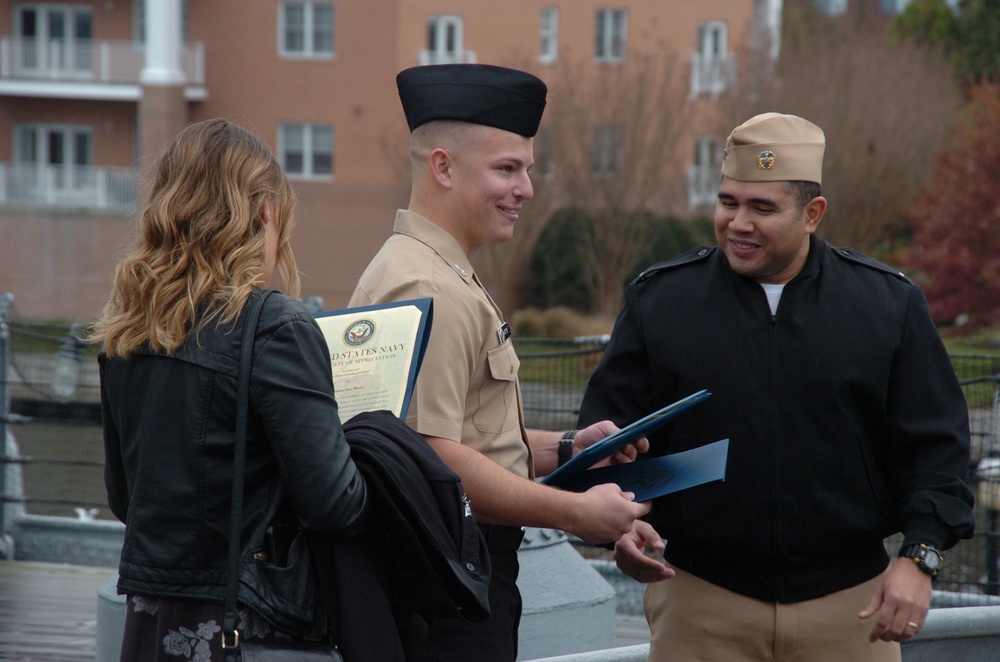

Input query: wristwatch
[558,429,577,467]
[899,543,943,579]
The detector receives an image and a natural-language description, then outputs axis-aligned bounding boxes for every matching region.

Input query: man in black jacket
[578,112,976,661]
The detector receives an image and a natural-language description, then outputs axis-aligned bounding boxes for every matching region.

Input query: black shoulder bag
[222,290,343,662]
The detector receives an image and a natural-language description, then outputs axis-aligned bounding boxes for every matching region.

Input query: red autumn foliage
[906,84,1000,331]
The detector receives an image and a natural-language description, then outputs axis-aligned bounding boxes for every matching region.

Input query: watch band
[899,543,942,578]
[558,429,577,467]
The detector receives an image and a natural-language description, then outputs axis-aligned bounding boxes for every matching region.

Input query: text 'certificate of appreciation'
[314,298,432,422]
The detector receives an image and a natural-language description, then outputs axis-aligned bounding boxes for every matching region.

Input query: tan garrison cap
[721,112,825,185]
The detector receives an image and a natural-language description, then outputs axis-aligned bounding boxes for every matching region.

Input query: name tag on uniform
[496,320,512,344]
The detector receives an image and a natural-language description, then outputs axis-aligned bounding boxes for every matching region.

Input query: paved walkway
[0,561,649,661]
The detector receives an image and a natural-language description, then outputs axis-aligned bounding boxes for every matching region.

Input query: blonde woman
[93,119,369,661]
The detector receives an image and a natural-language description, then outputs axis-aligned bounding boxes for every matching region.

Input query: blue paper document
[547,439,729,502]
[542,389,711,488]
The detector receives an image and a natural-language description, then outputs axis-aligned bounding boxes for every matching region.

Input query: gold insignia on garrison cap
[721,112,825,184]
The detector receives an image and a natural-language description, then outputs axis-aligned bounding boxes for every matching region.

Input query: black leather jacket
[100,290,367,603]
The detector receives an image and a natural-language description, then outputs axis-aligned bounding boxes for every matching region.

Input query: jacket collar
[794,234,825,283]
[717,233,827,287]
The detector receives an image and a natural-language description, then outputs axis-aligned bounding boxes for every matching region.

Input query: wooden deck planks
[0,560,111,661]
[0,559,650,660]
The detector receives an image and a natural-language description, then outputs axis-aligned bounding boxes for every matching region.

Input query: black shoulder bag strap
[222,289,272,660]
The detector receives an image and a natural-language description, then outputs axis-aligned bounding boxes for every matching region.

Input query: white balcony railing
[0,38,204,86]
[689,52,737,99]
[687,163,720,211]
[0,162,139,212]
[419,50,477,66]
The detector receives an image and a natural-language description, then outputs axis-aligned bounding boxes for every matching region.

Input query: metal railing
[0,162,139,211]
[0,293,14,558]
[0,37,205,85]
[1,299,1000,603]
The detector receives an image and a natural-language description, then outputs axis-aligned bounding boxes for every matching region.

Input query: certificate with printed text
[314,298,432,422]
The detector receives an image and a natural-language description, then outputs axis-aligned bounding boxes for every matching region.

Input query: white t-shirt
[760,283,785,316]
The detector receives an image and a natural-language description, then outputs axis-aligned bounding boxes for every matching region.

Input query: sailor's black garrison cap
[396,64,547,137]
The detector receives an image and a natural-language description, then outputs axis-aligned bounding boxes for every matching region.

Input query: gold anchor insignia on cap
[757,150,776,170]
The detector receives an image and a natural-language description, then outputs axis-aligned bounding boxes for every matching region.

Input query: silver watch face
[923,547,943,570]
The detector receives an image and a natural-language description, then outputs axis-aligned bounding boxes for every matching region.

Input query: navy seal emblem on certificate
[344,319,376,346]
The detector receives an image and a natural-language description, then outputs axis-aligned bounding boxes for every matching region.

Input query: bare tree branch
[476,50,691,316]
[724,5,964,250]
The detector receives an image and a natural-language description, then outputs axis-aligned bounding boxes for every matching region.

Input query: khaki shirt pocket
[474,342,520,434]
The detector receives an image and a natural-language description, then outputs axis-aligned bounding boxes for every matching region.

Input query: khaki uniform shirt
[349,210,532,479]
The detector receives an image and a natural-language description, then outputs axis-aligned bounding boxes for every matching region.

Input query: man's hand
[426,434,648,541]
[574,420,650,467]
[614,520,675,583]
[857,559,932,643]
[566,484,651,544]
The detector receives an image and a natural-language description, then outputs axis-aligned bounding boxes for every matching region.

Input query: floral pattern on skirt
[120,595,301,661]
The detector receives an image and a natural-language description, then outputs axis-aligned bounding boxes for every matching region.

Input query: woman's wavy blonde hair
[92,118,299,358]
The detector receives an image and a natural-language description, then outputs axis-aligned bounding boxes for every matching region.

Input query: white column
[139,0,184,85]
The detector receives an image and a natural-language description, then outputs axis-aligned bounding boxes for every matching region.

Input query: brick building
[0,0,782,319]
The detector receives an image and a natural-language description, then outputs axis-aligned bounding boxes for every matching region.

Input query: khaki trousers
[644,564,901,662]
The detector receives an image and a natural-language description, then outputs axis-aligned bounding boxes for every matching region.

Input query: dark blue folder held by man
[542,389,729,502]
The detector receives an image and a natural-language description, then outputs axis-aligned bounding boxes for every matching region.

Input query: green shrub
[510,306,613,339]
[524,207,715,313]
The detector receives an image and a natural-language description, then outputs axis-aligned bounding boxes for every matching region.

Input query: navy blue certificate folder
[549,439,729,502]
[542,389,727,500]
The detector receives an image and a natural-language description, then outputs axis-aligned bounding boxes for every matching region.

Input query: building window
[691,21,734,98]
[280,2,335,58]
[877,0,958,11]
[595,9,626,63]
[10,122,136,210]
[14,124,91,168]
[14,4,93,75]
[280,123,333,178]
[687,134,723,210]
[534,128,556,179]
[817,0,848,14]
[591,125,623,178]
[12,123,93,196]
[422,15,474,65]
[539,7,558,64]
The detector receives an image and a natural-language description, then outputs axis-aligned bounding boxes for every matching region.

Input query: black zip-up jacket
[579,236,975,603]
[343,410,491,623]
[316,411,492,661]
[100,290,367,604]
